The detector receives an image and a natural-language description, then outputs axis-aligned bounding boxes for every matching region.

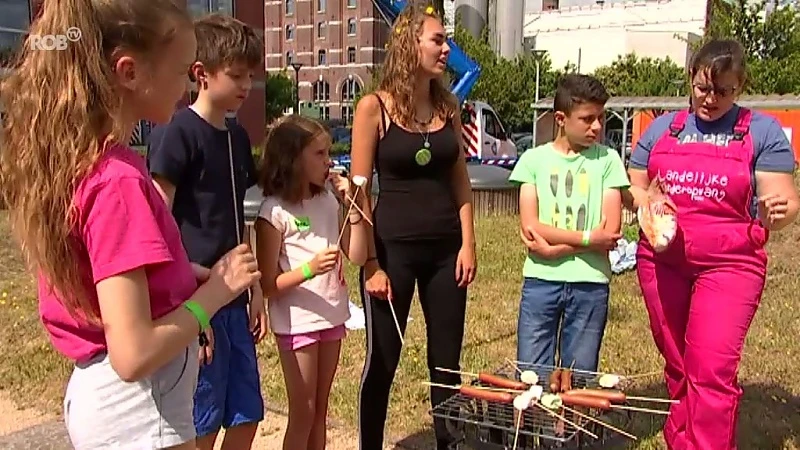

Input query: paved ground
[0,394,431,449]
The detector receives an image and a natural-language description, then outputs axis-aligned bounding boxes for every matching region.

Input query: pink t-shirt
[258,191,350,335]
[38,144,198,363]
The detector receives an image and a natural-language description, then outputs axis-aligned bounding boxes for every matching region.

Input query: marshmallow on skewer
[540,393,563,411]
[598,373,621,389]
[513,394,533,411]
[527,385,543,401]
[520,370,539,385]
[352,175,368,187]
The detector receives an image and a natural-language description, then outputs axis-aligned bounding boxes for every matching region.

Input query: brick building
[265,0,390,124]
[0,0,267,146]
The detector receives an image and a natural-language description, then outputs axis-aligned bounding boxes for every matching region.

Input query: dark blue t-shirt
[147,108,258,306]
[629,106,796,218]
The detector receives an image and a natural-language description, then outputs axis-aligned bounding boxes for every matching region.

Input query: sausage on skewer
[564,388,626,403]
[478,373,528,391]
[549,369,562,393]
[560,369,573,392]
[559,393,612,410]
[460,385,515,403]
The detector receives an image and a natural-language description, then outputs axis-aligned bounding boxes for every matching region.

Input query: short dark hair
[193,13,263,76]
[689,39,746,86]
[258,115,330,203]
[553,74,610,115]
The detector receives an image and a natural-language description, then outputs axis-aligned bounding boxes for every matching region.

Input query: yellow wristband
[581,230,591,247]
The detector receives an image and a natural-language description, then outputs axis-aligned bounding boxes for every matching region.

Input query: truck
[330,0,518,170]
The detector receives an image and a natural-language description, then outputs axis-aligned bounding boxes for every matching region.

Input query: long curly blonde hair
[0,0,192,323]
[379,2,457,126]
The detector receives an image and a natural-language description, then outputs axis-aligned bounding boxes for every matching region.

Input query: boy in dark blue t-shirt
[147,14,266,450]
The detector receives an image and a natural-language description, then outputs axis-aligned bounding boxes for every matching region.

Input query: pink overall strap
[668,109,691,138]
[732,107,752,141]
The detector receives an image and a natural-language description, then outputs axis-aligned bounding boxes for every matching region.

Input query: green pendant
[415,148,432,166]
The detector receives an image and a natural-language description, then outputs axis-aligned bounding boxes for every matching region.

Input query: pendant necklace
[414,114,433,166]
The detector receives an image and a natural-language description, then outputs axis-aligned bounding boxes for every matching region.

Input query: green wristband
[184,300,211,332]
[301,262,314,280]
[581,230,591,247]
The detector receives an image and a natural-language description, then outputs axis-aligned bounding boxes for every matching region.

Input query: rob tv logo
[29,27,82,51]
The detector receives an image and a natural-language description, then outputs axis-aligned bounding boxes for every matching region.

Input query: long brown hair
[379,2,457,126]
[0,0,192,322]
[259,115,329,204]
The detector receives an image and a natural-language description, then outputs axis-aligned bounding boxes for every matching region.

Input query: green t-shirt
[508,143,630,284]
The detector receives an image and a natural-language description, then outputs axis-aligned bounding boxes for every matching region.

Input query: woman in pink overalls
[626,39,799,449]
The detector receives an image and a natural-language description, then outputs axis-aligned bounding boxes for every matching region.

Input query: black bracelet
[366,256,377,262]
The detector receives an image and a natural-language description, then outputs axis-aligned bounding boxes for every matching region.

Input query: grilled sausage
[559,393,612,410]
[560,369,572,392]
[460,385,514,403]
[564,389,626,403]
[549,369,562,393]
[478,373,528,391]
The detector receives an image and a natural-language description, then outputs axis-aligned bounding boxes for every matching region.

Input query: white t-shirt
[257,191,350,335]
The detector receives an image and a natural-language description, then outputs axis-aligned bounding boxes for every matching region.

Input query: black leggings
[358,237,468,450]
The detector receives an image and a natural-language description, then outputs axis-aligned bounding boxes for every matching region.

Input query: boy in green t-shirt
[508,74,630,373]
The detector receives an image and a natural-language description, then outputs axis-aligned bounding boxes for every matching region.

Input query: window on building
[317,0,326,12]
[286,51,295,66]
[347,47,356,64]
[317,22,326,39]
[286,0,295,15]
[341,106,354,124]
[318,49,327,66]
[0,0,31,66]
[313,80,330,102]
[188,0,234,17]
[347,0,357,7]
[347,18,357,35]
[320,106,330,121]
[342,78,362,102]
[286,24,295,40]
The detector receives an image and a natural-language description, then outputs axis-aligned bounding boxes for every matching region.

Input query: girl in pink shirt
[0,1,260,449]
[255,115,369,450]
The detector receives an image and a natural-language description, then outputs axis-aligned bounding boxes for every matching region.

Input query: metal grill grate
[429,362,632,449]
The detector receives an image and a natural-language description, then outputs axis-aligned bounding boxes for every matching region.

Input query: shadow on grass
[390,381,800,450]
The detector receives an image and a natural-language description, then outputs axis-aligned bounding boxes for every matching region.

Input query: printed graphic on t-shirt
[546,166,590,232]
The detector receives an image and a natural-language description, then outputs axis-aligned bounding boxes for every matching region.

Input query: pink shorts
[274,324,347,352]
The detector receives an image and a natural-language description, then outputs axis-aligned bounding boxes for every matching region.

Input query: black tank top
[372,94,462,241]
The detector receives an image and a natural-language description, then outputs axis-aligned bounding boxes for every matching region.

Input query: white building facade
[523,0,708,73]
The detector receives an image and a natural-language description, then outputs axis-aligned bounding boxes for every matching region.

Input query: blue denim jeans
[516,277,610,373]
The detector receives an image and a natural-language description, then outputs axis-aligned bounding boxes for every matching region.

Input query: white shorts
[64,342,199,449]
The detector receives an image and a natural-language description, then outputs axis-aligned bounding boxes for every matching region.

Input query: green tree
[452,23,563,131]
[264,71,295,123]
[704,0,800,94]
[592,54,687,96]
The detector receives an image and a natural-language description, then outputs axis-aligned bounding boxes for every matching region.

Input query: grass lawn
[0,210,799,449]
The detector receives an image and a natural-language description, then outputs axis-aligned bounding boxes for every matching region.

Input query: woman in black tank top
[349,5,477,450]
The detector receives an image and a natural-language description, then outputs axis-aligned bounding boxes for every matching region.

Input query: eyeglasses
[692,83,738,98]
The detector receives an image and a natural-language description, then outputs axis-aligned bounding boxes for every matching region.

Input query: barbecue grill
[429,362,633,449]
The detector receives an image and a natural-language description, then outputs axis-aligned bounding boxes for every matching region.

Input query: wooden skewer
[621,371,662,380]
[342,193,373,226]
[511,360,661,380]
[422,381,521,394]
[560,405,637,441]
[626,395,679,405]
[530,402,598,439]
[335,184,360,248]
[435,367,480,378]
[506,358,523,375]
[612,404,670,415]
[512,410,522,450]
